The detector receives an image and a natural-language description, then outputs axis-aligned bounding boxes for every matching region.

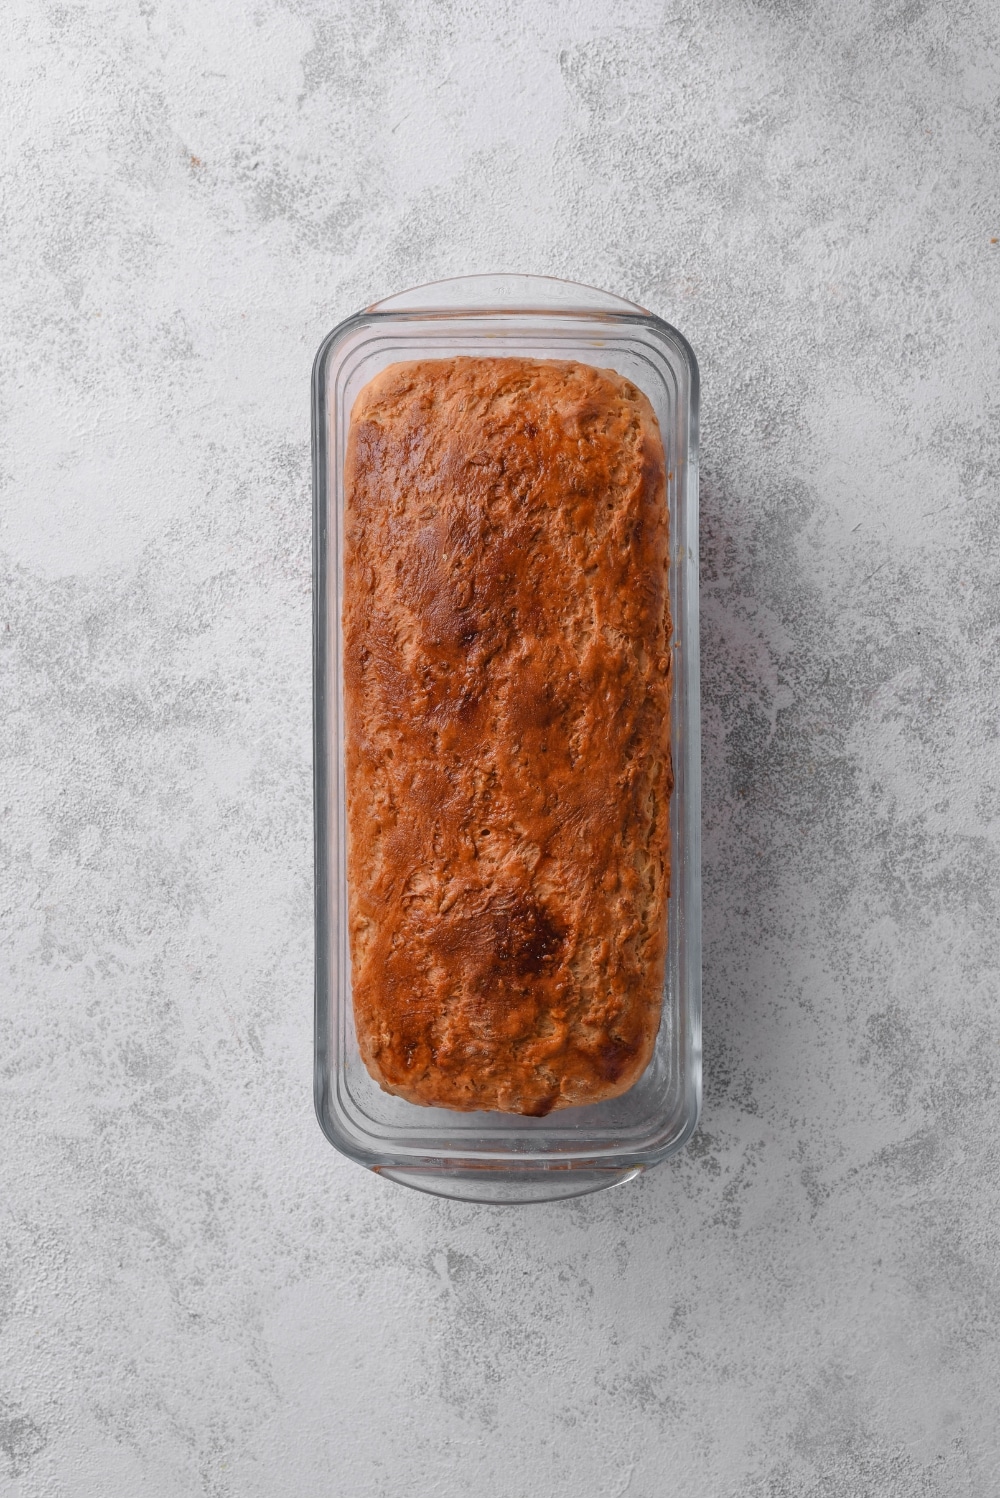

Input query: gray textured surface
[2,1,999,1495]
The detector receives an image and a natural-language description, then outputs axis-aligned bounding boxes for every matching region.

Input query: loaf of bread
[343,356,671,1115]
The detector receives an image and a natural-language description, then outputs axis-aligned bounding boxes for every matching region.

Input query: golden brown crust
[343,356,671,1114]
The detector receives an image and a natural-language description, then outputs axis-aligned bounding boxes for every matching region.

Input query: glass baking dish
[312,274,701,1203]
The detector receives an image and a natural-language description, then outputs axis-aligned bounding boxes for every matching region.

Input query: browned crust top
[343,356,671,1114]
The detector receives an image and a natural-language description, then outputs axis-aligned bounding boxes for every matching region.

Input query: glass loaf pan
[313,274,700,1204]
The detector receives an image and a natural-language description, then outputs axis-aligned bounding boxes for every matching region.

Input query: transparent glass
[312,275,701,1203]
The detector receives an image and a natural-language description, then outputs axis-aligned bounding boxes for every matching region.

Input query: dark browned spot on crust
[488,895,564,978]
[522,1091,559,1117]
[596,1037,638,1083]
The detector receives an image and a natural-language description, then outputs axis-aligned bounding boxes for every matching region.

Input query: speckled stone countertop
[2,2,999,1496]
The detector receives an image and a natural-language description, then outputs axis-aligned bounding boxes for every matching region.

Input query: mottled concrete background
[2,1,999,1496]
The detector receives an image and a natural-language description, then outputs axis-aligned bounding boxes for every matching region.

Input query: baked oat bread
[343,356,671,1115]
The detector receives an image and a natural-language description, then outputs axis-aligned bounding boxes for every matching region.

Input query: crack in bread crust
[344,357,671,1115]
